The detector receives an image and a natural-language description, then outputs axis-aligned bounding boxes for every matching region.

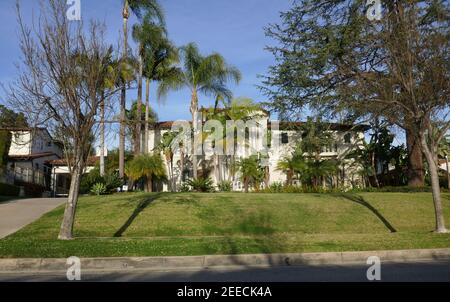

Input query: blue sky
[0,0,293,122]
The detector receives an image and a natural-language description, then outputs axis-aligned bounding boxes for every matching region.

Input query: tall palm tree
[132,12,166,156]
[134,23,181,154]
[158,42,242,179]
[155,131,178,191]
[236,155,265,193]
[203,97,264,184]
[119,0,164,178]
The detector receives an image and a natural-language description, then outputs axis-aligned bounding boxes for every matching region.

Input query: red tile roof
[46,156,100,166]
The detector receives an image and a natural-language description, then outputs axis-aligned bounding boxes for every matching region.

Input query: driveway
[0,198,66,239]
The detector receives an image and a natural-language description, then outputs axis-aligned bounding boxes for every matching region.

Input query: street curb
[1,248,450,273]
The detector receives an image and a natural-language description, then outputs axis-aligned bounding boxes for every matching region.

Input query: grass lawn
[0,192,449,258]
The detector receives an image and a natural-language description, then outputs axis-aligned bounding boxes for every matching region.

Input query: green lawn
[1,192,450,258]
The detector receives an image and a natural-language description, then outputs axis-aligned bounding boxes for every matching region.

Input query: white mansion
[147,109,369,192]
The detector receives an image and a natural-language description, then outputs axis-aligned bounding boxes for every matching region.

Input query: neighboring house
[147,110,368,192]
[439,158,449,173]
[47,156,100,196]
[3,127,63,189]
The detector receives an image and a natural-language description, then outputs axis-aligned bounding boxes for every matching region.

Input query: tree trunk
[170,159,175,192]
[370,150,380,188]
[420,133,447,233]
[287,169,293,186]
[180,150,185,186]
[135,50,143,155]
[214,154,220,185]
[119,7,129,180]
[406,127,424,187]
[264,166,270,189]
[146,176,153,193]
[58,154,84,240]
[244,177,249,193]
[191,90,199,179]
[144,79,150,154]
[100,93,105,177]
[119,86,126,180]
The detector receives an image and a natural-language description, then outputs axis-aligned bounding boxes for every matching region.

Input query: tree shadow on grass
[337,193,397,233]
[114,193,163,237]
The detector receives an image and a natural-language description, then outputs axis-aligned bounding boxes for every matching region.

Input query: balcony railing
[5,167,48,188]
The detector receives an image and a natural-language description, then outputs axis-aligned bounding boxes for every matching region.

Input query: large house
[2,127,101,196]
[147,110,369,192]
[3,127,63,190]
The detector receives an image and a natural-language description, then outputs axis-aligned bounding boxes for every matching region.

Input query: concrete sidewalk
[1,248,450,273]
[0,198,66,239]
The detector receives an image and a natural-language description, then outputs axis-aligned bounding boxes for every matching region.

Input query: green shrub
[217,180,232,192]
[186,177,215,192]
[261,185,347,194]
[90,183,107,196]
[103,173,123,192]
[0,183,20,196]
[348,186,439,193]
[267,182,284,193]
[0,130,12,171]
[80,168,123,194]
[179,182,191,192]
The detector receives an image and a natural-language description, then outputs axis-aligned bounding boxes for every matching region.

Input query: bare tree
[7,0,120,239]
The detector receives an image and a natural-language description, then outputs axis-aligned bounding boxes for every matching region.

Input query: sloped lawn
[0,192,449,257]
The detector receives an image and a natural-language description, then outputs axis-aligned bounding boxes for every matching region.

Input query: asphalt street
[1,260,449,282]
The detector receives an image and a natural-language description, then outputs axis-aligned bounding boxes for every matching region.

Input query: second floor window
[344,133,352,144]
[281,132,289,144]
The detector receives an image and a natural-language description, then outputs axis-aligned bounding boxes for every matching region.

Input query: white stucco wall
[8,130,62,157]
[9,131,32,156]
[146,119,366,191]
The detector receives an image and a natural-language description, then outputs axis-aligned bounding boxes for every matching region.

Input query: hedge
[0,183,20,196]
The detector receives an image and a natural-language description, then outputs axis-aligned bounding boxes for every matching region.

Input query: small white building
[47,156,99,196]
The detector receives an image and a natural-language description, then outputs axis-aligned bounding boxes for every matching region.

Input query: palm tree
[135,23,182,154]
[98,52,126,177]
[202,98,265,184]
[126,101,158,153]
[125,153,167,192]
[276,146,307,186]
[276,157,297,186]
[119,0,164,178]
[158,42,242,179]
[304,159,338,189]
[155,131,178,191]
[236,155,265,193]
[132,12,166,156]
